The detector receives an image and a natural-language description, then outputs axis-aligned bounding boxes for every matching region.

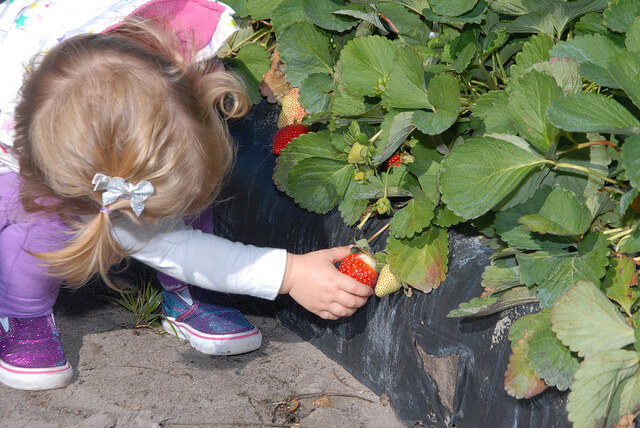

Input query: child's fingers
[316,310,339,320]
[332,289,370,310]
[324,245,353,264]
[327,303,358,319]
[337,276,374,297]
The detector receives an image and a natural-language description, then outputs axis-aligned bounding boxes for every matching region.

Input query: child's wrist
[279,252,294,295]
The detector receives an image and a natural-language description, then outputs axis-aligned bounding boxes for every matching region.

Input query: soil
[0,281,404,427]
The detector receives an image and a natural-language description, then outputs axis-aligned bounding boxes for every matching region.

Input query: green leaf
[528,57,583,94]
[447,286,537,318]
[603,255,639,316]
[433,205,463,227]
[383,46,431,110]
[230,43,271,105]
[622,135,640,189]
[335,35,398,97]
[542,144,611,205]
[620,187,639,216]
[332,85,371,117]
[429,0,477,17]
[303,0,362,32]
[405,140,441,204]
[609,50,640,114]
[506,0,609,36]
[519,234,610,308]
[376,3,423,35]
[338,179,372,226]
[439,136,547,219]
[603,0,640,33]
[299,73,334,115]
[471,90,518,135]
[422,1,488,25]
[413,73,460,136]
[551,281,635,358]
[481,257,522,293]
[268,1,309,31]
[574,11,617,37]
[273,131,341,192]
[518,187,592,236]
[605,368,640,428]
[223,0,248,17]
[525,310,580,391]
[442,30,477,73]
[508,70,563,153]
[389,186,435,239]
[373,111,416,165]
[386,227,449,293]
[548,92,640,135]
[618,229,640,254]
[504,312,549,399]
[550,33,621,88]
[278,22,333,87]
[245,0,284,19]
[288,157,353,214]
[509,33,554,79]
[627,16,640,53]
[495,186,576,250]
[567,350,639,428]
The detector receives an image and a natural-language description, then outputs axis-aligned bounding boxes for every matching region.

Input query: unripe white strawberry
[277,88,306,128]
[374,264,402,297]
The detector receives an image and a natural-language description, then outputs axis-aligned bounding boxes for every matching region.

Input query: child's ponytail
[14,19,251,288]
[37,211,126,288]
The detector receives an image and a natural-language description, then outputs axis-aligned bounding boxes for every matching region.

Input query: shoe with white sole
[161,286,262,356]
[0,315,73,390]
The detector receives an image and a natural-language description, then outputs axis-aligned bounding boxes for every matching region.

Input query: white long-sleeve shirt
[0,0,287,300]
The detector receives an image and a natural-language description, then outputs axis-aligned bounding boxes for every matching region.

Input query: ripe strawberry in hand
[272,124,309,155]
[339,253,378,286]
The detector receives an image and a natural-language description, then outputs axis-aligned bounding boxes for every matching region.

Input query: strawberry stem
[367,223,390,243]
[368,129,384,144]
[556,140,621,156]
[357,207,374,230]
[546,159,621,186]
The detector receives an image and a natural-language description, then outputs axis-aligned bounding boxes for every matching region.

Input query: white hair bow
[92,173,154,217]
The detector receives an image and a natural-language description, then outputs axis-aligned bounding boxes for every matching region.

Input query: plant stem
[477,59,497,90]
[368,128,384,144]
[547,160,621,186]
[556,140,621,156]
[367,223,390,243]
[357,207,373,230]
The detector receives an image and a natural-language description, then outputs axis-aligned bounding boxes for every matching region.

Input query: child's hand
[280,246,374,320]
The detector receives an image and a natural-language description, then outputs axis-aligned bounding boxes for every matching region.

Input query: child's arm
[280,248,373,320]
[111,218,372,319]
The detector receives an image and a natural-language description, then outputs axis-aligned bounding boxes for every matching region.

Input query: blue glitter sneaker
[161,285,262,355]
[0,315,73,390]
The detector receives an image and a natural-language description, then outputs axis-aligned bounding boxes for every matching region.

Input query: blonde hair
[13,19,249,288]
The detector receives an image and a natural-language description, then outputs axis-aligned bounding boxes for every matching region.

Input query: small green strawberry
[374,264,402,297]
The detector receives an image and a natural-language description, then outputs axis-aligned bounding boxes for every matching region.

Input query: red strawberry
[272,124,309,155]
[339,253,378,286]
[385,153,403,169]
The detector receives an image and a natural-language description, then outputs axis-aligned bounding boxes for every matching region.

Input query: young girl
[0,0,372,391]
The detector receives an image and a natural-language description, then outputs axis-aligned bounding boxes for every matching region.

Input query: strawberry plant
[222,0,640,426]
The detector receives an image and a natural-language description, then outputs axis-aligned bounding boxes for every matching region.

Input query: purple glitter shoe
[0,315,73,390]
[161,285,262,356]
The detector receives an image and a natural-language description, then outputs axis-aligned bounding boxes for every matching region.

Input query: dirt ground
[0,282,404,427]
